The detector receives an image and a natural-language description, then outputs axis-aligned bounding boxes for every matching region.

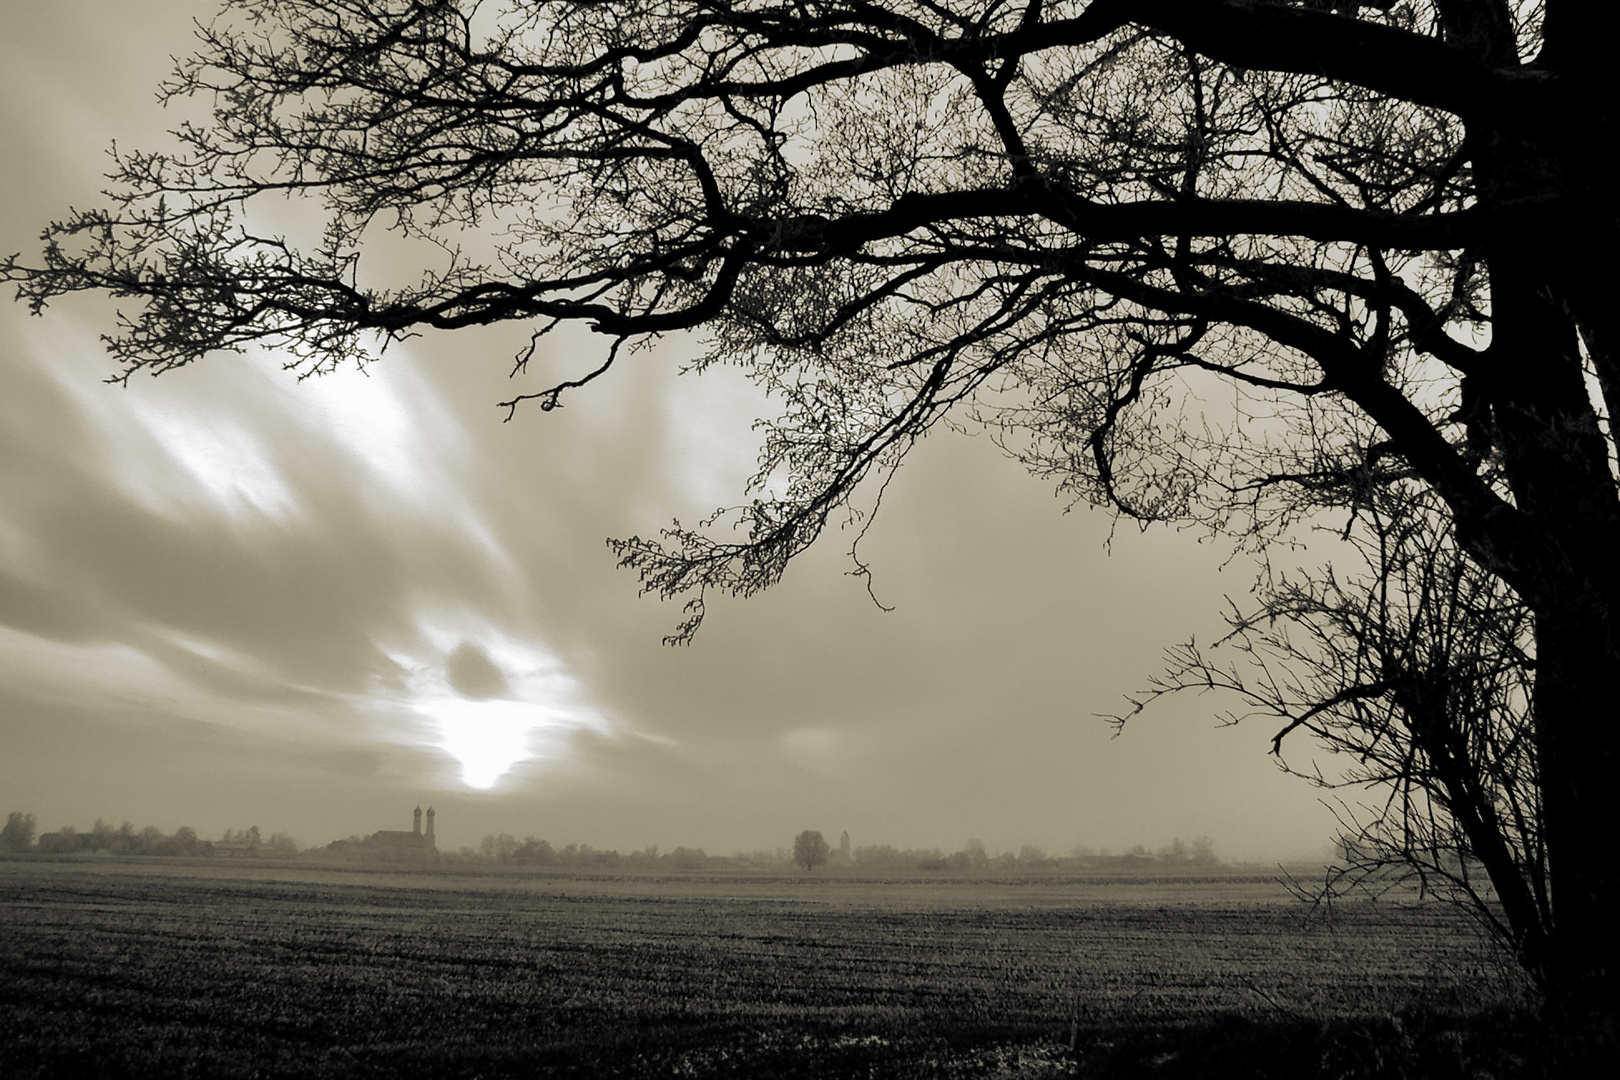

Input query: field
[0,858,1540,1078]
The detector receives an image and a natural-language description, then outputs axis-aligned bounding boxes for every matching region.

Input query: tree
[793,829,830,871]
[480,832,521,860]
[4,0,1616,1021]
[1,812,37,852]
[1134,483,1551,985]
[1157,837,1190,864]
[36,826,87,856]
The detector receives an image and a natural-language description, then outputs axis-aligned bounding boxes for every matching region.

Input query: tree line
[0,812,298,858]
[463,835,714,869]
[461,829,1219,873]
[795,831,1218,872]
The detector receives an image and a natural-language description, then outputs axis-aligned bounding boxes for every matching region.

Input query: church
[327,806,437,860]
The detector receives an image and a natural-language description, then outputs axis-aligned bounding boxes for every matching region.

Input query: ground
[0,857,1568,1077]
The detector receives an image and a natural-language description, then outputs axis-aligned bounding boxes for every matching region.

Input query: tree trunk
[1533,601,1620,1026]
[1485,253,1620,1024]
[1467,56,1620,1021]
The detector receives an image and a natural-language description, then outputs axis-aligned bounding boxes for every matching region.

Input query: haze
[0,3,1337,863]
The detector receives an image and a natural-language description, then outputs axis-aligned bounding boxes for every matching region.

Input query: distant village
[1,808,1223,871]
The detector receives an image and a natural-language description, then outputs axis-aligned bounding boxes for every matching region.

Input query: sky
[0,2,1341,862]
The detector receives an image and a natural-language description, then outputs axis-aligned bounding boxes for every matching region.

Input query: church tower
[425,806,436,850]
[413,805,422,836]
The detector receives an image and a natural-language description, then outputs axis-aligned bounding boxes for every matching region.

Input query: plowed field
[0,860,1523,1077]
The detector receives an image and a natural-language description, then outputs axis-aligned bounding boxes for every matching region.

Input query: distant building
[214,825,263,858]
[327,806,437,861]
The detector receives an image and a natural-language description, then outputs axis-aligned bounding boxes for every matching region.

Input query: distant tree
[1,812,37,852]
[793,830,830,872]
[36,826,84,855]
[480,833,520,861]
[512,837,557,865]
[1158,837,1191,864]
[668,846,708,870]
[89,820,115,853]
[219,825,264,849]
[853,844,903,869]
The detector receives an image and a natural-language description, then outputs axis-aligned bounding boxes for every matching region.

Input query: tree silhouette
[5,0,1616,1021]
[793,830,830,872]
[1131,483,1550,982]
[1,812,37,852]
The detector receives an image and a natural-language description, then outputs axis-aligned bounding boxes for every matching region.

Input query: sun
[388,620,609,791]
[418,697,554,790]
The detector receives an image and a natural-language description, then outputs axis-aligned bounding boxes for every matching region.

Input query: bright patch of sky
[271,350,517,575]
[0,627,179,709]
[659,353,779,507]
[388,613,611,790]
[276,358,460,505]
[23,323,295,524]
[421,697,563,790]
[134,400,303,523]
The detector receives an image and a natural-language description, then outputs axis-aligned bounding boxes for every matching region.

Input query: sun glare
[419,697,554,790]
[390,619,609,791]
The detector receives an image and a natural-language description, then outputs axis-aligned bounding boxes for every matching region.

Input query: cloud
[446,641,513,700]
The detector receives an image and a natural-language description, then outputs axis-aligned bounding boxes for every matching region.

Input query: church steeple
[413,805,423,836]
[425,805,436,850]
